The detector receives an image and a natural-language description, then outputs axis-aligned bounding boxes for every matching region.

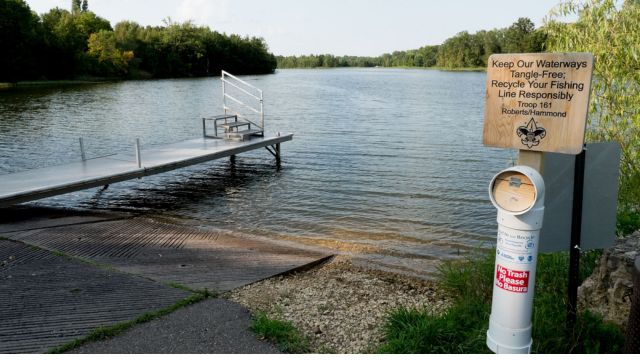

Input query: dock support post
[79,137,86,161]
[275,132,281,165]
[135,138,142,168]
[230,154,236,164]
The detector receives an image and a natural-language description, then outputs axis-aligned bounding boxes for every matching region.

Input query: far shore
[0,79,115,90]
[275,66,485,72]
[0,66,486,91]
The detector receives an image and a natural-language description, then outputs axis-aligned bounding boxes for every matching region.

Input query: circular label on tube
[491,171,536,213]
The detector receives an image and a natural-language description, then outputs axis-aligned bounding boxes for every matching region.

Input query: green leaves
[545,0,640,219]
[1,1,277,81]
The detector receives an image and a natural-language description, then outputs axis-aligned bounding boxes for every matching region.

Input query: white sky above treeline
[25,0,567,56]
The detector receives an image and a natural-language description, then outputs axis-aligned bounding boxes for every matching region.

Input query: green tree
[113,21,141,51]
[71,0,80,14]
[0,0,42,81]
[39,7,111,77]
[482,29,503,64]
[504,17,545,53]
[73,11,112,48]
[418,45,439,67]
[0,2,292,80]
[87,29,133,76]
[436,31,485,68]
[40,8,78,78]
[545,0,640,213]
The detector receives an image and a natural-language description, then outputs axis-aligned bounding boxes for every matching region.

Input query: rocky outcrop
[578,231,639,328]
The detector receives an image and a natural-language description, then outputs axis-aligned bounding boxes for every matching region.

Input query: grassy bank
[376,250,624,354]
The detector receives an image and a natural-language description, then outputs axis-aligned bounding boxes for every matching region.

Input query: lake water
[0,68,515,277]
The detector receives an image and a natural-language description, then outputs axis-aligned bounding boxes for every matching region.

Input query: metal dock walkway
[0,70,292,207]
[0,133,292,207]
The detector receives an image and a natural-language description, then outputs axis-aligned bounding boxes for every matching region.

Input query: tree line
[276,17,545,69]
[0,0,277,82]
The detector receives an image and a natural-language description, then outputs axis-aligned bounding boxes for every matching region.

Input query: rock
[578,230,640,328]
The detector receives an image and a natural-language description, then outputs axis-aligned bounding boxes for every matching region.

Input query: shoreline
[274,66,485,72]
[0,205,453,353]
[226,255,450,353]
[1,205,627,353]
[0,79,115,91]
[0,66,486,92]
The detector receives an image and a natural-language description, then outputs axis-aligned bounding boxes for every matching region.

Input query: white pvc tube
[486,166,545,354]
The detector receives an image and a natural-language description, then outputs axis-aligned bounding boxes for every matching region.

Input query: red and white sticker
[495,264,529,293]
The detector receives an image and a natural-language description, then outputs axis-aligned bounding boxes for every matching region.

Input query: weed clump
[250,312,311,353]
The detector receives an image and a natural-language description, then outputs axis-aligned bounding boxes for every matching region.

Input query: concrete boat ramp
[0,133,292,207]
[0,211,331,353]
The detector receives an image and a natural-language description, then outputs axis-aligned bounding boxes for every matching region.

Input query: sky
[25,0,567,56]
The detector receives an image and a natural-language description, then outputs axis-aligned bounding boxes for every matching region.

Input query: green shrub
[617,209,640,236]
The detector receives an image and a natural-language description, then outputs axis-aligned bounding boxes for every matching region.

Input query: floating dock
[0,133,292,207]
[0,70,291,207]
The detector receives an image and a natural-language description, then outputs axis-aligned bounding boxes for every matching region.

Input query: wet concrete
[0,207,330,353]
[4,216,330,291]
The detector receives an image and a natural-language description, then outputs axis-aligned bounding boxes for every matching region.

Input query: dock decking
[0,133,292,207]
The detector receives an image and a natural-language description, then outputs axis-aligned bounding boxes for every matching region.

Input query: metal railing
[221,70,264,131]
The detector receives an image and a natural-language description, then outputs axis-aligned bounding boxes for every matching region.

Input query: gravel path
[226,256,451,353]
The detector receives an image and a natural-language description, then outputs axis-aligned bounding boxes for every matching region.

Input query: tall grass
[377,250,624,354]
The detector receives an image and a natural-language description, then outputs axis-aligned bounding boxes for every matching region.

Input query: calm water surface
[0,68,514,276]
